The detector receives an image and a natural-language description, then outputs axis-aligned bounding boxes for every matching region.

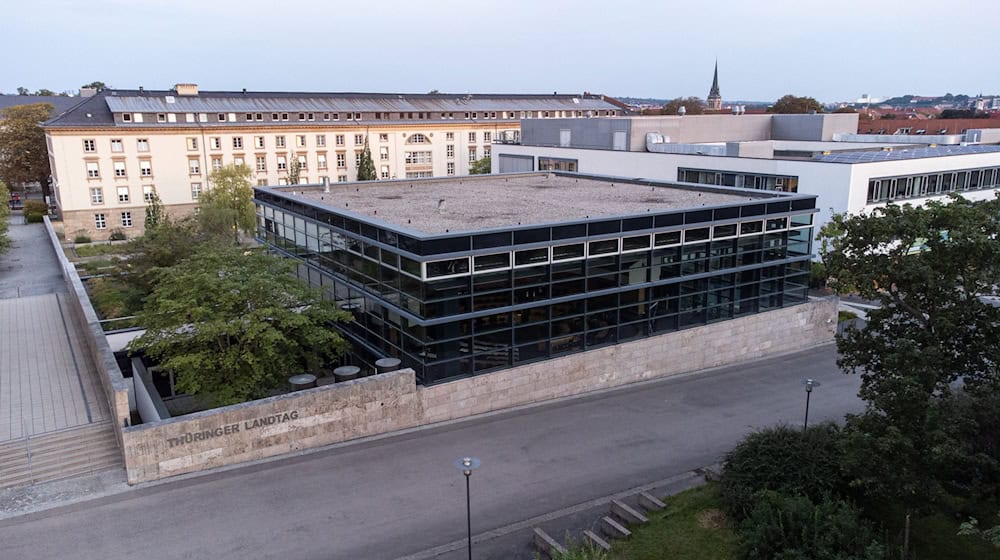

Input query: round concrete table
[289,373,317,391]
[333,365,361,383]
[375,358,402,374]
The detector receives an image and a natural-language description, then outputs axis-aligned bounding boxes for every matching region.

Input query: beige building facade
[44,84,624,239]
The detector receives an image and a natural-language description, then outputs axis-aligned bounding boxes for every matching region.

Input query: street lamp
[454,456,481,560]
[801,378,821,430]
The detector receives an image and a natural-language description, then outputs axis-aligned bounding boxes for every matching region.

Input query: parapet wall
[121,298,837,484]
[43,217,131,448]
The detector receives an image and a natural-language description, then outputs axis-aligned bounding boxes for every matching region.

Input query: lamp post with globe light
[454,456,481,560]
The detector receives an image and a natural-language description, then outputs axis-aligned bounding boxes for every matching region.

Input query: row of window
[88,184,161,205]
[294,258,809,384]
[84,159,152,180]
[420,216,811,279]
[93,211,134,230]
[866,166,1000,203]
[677,168,800,193]
[121,109,618,125]
[86,131,503,156]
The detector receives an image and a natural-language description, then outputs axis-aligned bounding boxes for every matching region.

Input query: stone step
[532,528,567,559]
[0,423,115,454]
[611,499,649,526]
[638,491,666,512]
[0,422,122,490]
[0,451,121,489]
[583,529,611,551]
[600,516,631,540]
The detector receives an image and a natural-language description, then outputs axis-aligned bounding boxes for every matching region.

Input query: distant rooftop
[267,173,769,235]
[812,144,1000,163]
[0,95,82,116]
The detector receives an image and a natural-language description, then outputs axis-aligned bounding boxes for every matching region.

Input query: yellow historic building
[44,84,624,239]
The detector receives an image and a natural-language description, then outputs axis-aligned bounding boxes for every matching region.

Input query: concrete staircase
[0,422,122,489]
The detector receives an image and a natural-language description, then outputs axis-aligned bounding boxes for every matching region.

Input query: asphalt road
[0,343,862,560]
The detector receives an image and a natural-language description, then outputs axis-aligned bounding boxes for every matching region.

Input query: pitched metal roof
[812,144,1000,163]
[44,89,622,128]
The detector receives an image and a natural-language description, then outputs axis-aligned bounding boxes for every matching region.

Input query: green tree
[0,180,11,255]
[128,246,351,406]
[144,185,164,229]
[833,106,857,113]
[661,96,706,115]
[81,81,107,91]
[819,196,1000,508]
[769,95,823,114]
[357,135,377,181]
[33,89,56,96]
[199,164,256,245]
[469,156,491,175]
[0,103,55,201]
[819,195,1000,423]
[16,87,29,96]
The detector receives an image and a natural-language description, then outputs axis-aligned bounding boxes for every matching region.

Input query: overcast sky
[4,0,998,102]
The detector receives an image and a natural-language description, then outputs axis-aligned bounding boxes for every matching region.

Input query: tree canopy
[128,246,351,406]
[769,95,823,114]
[661,96,706,115]
[0,180,11,255]
[357,135,377,181]
[199,164,256,244]
[469,156,491,175]
[81,81,107,91]
[0,103,54,200]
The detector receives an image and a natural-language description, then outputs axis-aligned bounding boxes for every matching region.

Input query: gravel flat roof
[280,173,764,234]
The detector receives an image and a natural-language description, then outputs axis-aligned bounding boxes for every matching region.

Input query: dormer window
[217,113,227,122]
[122,113,132,122]
[156,114,166,123]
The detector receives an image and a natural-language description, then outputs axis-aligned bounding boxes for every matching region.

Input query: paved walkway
[0,219,110,441]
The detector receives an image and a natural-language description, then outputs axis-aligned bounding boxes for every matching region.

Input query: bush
[809,261,828,289]
[738,491,885,560]
[25,212,45,223]
[109,229,127,241]
[23,200,48,216]
[74,234,92,244]
[720,424,848,521]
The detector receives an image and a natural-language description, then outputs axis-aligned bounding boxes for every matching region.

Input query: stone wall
[418,298,838,423]
[120,298,836,484]
[60,203,199,241]
[122,370,422,484]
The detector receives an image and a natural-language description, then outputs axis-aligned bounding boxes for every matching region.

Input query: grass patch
[81,258,115,275]
[75,243,128,257]
[611,483,737,560]
[838,310,858,322]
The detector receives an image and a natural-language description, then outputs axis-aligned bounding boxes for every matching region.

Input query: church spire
[707,60,722,110]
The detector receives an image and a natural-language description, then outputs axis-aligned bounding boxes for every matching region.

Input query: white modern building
[493,114,1000,244]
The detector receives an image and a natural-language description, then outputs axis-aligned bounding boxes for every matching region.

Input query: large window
[539,157,578,172]
[866,165,1000,203]
[405,151,433,165]
[678,168,798,193]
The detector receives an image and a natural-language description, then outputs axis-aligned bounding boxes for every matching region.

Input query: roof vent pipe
[323,176,330,193]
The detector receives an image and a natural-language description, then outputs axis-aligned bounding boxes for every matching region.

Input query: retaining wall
[121,298,836,484]
[43,217,131,448]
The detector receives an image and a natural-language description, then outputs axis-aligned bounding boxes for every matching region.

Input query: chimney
[175,83,199,96]
[79,87,98,98]
[323,176,330,193]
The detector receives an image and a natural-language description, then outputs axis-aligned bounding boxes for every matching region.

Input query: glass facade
[255,188,817,386]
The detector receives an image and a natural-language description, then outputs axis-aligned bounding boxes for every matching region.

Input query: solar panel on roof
[812,145,1000,163]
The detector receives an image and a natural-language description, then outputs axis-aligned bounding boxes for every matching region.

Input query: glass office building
[255,173,817,385]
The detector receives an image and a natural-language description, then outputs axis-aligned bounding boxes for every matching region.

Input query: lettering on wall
[166,410,300,448]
